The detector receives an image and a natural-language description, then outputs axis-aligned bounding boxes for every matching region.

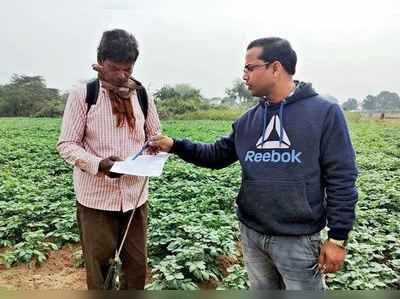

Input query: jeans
[240,221,327,290]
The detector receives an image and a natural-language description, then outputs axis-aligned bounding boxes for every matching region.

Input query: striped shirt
[57,82,161,212]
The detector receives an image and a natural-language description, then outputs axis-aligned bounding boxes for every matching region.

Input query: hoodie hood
[258,81,318,148]
[258,81,318,107]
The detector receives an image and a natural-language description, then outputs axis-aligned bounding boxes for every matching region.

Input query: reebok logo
[245,150,302,163]
[245,115,302,164]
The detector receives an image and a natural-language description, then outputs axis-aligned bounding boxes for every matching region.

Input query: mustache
[110,77,128,85]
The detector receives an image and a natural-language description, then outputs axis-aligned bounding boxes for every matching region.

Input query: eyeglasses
[243,62,271,74]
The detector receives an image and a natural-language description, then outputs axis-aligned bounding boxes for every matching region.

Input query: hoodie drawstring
[279,101,285,147]
[261,102,268,146]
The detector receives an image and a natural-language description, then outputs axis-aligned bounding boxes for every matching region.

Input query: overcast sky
[1,0,399,102]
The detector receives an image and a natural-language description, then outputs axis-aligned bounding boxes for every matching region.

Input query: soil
[0,244,86,290]
[0,242,242,290]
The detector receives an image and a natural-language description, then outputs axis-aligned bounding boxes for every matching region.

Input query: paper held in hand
[110,152,170,177]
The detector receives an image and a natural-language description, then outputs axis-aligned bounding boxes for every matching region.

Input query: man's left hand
[318,240,346,273]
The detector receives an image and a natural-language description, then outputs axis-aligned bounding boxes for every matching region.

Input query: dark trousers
[76,201,148,290]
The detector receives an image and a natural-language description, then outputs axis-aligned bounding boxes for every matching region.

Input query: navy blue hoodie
[171,82,358,240]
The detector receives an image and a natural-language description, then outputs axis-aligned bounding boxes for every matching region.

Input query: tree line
[343,91,400,111]
[0,74,399,117]
[0,75,66,117]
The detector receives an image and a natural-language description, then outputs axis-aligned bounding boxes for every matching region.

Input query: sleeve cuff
[80,155,102,176]
[328,228,350,240]
[90,156,102,176]
[170,138,184,154]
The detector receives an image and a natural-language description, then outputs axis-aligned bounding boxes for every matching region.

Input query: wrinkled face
[99,59,133,85]
[242,47,276,98]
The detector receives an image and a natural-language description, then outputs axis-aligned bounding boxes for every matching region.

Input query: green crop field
[0,118,399,289]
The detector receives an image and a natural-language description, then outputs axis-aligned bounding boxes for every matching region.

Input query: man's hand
[318,240,346,273]
[147,135,174,154]
[99,156,123,178]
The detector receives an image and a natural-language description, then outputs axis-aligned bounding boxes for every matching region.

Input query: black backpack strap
[85,79,100,114]
[132,79,148,120]
[85,78,148,119]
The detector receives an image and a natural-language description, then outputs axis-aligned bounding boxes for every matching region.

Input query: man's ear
[272,62,281,77]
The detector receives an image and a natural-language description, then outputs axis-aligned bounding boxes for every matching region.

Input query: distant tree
[342,98,358,111]
[361,91,400,111]
[0,74,64,117]
[225,79,254,104]
[362,94,379,111]
[153,83,206,118]
[174,84,202,100]
[154,84,202,101]
[377,91,400,110]
[154,85,180,101]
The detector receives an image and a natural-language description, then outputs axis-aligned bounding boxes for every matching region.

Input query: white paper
[110,152,170,177]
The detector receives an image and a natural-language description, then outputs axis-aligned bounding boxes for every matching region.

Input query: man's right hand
[147,135,174,154]
[99,156,123,178]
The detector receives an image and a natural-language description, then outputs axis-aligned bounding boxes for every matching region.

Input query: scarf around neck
[92,63,138,130]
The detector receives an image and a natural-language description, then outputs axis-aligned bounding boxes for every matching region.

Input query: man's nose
[117,71,128,80]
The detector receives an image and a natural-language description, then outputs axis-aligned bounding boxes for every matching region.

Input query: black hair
[247,37,297,75]
[97,29,139,63]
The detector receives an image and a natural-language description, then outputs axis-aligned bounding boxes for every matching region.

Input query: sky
[1,0,399,102]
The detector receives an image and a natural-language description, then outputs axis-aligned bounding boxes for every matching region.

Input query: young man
[57,29,160,289]
[148,37,358,290]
